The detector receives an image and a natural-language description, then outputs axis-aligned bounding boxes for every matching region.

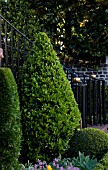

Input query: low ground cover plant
[72,152,98,170]
[19,152,98,170]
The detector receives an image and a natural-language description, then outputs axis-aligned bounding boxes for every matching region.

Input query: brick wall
[71,64,108,85]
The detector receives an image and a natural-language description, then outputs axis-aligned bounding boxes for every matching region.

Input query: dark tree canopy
[0,0,108,65]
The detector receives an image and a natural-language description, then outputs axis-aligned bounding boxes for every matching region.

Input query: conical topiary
[20,32,80,162]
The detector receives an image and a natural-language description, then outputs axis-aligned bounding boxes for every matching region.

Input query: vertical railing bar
[96,80,98,125]
[67,70,69,79]
[76,85,79,103]
[93,79,96,124]
[70,72,73,88]
[72,84,79,105]
[88,79,92,125]
[17,33,20,82]
[102,80,106,124]
[84,84,88,125]
[5,20,8,67]
[23,37,26,63]
[30,41,33,50]
[98,80,102,125]
[82,85,86,128]
[78,85,82,110]
[11,27,14,74]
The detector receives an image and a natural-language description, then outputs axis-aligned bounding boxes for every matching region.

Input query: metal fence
[0,14,33,84]
[0,14,106,128]
[63,65,106,128]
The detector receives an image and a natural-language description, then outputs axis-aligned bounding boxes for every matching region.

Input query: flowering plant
[19,152,99,170]
[19,157,80,170]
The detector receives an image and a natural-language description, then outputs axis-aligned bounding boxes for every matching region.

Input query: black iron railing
[63,65,77,85]
[0,14,106,128]
[63,66,106,128]
[0,14,33,83]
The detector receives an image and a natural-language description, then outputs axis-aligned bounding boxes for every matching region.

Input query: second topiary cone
[20,32,81,162]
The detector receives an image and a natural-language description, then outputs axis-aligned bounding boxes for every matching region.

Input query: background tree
[0,0,37,40]
[27,0,108,66]
[0,0,108,66]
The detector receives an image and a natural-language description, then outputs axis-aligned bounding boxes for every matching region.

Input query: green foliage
[19,32,80,162]
[93,164,104,170]
[93,152,108,170]
[49,155,80,170]
[29,0,108,64]
[99,152,108,170]
[72,151,98,170]
[0,68,22,170]
[1,0,108,65]
[19,160,35,170]
[0,0,37,40]
[0,1,35,84]
[66,128,108,160]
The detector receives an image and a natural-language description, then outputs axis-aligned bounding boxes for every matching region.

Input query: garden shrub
[66,128,108,160]
[0,68,22,170]
[93,164,104,170]
[93,152,108,170]
[19,32,81,163]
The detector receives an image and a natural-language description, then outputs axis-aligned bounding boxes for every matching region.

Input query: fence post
[98,80,102,125]
[93,79,98,125]
[87,79,93,125]
[72,83,87,128]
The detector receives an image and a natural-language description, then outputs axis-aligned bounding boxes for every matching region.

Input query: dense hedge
[66,128,108,160]
[0,68,22,170]
[19,32,81,162]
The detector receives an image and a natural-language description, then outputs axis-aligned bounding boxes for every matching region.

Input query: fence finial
[73,77,81,83]
[0,48,4,67]
[91,74,96,78]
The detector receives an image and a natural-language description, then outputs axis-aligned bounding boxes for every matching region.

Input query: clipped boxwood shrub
[19,32,81,162]
[67,128,108,160]
[0,68,22,170]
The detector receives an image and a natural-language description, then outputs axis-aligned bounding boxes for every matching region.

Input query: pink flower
[54,158,58,162]
[60,167,64,170]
